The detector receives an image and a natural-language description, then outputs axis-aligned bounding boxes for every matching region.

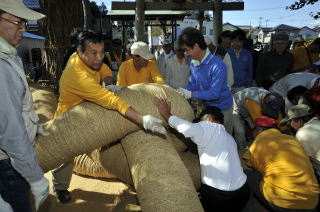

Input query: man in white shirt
[164,41,190,89]
[157,38,174,76]
[154,97,250,211]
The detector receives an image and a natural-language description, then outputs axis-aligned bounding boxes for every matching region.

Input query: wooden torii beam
[111,0,244,43]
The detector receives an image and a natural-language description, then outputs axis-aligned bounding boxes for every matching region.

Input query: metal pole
[134,0,145,41]
[213,0,222,45]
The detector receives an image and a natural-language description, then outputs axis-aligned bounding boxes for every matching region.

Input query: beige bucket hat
[280,104,313,125]
[131,41,154,60]
[0,0,45,20]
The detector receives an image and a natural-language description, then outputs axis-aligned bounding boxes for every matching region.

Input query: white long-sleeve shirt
[223,53,234,89]
[164,55,190,89]
[168,115,247,191]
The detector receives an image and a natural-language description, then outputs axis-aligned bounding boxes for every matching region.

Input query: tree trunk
[135,0,145,41]
[39,0,84,92]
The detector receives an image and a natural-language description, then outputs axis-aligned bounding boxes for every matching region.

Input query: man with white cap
[117,41,165,86]
[0,0,48,211]
[157,38,174,76]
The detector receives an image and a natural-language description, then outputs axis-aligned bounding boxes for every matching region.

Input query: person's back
[292,39,320,71]
[165,54,190,89]
[269,72,319,98]
[248,128,319,209]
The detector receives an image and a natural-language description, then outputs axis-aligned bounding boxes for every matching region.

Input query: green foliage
[286,0,319,19]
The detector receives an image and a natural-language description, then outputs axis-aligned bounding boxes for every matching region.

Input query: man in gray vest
[0,1,49,211]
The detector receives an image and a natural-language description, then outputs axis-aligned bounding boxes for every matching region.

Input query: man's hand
[106,85,123,92]
[178,88,192,99]
[154,97,171,122]
[30,177,49,211]
[142,115,167,135]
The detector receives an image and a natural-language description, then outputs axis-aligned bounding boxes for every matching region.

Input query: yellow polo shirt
[116,59,165,86]
[244,129,319,209]
[55,53,130,117]
[292,45,319,71]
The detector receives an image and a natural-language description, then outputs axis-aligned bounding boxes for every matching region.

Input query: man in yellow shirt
[116,41,165,86]
[292,38,320,71]
[243,116,319,211]
[52,30,166,203]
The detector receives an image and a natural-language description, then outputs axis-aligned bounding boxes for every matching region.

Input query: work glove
[142,115,167,135]
[106,85,123,92]
[37,124,50,136]
[30,177,49,211]
[0,194,13,212]
[178,88,192,99]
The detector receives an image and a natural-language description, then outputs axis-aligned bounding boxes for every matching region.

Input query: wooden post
[213,0,222,45]
[134,0,145,41]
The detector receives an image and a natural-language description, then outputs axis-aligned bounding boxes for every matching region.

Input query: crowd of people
[1,1,320,212]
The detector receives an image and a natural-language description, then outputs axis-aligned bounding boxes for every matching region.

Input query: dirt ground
[40,173,141,212]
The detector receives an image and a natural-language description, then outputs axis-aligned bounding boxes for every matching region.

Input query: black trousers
[199,182,250,212]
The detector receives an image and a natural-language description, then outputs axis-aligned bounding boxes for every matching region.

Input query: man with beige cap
[0,0,48,211]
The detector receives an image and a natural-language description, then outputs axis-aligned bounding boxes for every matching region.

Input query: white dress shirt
[168,115,247,191]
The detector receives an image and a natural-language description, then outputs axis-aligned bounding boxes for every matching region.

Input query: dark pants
[245,170,318,212]
[199,182,250,212]
[0,159,32,212]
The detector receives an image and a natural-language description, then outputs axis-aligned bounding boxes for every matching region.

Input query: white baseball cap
[131,42,154,60]
[0,0,45,20]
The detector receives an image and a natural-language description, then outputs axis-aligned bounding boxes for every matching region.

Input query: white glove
[37,124,50,136]
[106,85,123,92]
[0,194,13,212]
[30,177,49,211]
[178,88,192,99]
[142,115,167,135]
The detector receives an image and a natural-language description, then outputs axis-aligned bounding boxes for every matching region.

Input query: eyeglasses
[0,16,27,28]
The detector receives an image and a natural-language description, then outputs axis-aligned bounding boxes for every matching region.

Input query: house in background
[270,24,300,40]
[23,0,42,34]
[298,26,318,39]
[256,27,272,44]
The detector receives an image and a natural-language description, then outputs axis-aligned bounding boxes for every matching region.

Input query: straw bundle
[34,83,194,172]
[121,130,204,212]
[31,88,57,123]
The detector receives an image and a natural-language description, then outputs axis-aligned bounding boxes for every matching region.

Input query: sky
[93,0,320,28]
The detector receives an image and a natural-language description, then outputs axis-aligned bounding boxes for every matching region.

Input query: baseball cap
[131,42,154,60]
[262,93,285,119]
[280,104,313,125]
[273,32,289,43]
[161,38,171,45]
[253,116,277,128]
[0,0,45,20]
[112,38,122,46]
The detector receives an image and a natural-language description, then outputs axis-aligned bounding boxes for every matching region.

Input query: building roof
[23,0,41,9]
[107,10,188,21]
[23,32,45,40]
[271,24,299,31]
[300,26,316,32]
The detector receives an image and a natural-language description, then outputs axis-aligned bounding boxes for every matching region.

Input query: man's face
[182,43,201,60]
[77,41,104,71]
[288,119,303,132]
[162,44,172,54]
[0,13,26,47]
[232,38,244,50]
[221,37,231,48]
[112,44,122,55]
[132,54,149,70]
[274,43,288,54]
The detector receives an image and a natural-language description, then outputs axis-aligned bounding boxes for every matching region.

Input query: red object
[253,116,277,128]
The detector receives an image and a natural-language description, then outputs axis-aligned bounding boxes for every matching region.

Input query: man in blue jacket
[177,27,233,134]
[227,29,253,94]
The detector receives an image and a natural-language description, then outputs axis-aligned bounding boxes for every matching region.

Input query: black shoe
[55,189,71,203]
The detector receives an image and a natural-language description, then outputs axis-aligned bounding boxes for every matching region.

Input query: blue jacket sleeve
[247,53,253,87]
[186,70,197,91]
[0,64,43,184]
[192,63,227,101]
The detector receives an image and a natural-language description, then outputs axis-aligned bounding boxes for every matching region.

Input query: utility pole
[265,19,269,27]
[258,17,263,28]
[134,0,145,41]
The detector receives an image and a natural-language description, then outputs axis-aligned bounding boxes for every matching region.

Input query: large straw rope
[31,87,57,123]
[121,130,204,212]
[35,83,194,172]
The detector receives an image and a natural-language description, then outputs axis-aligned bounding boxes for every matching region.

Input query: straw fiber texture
[34,83,194,172]
[31,88,57,123]
[121,130,204,212]
[73,153,117,179]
